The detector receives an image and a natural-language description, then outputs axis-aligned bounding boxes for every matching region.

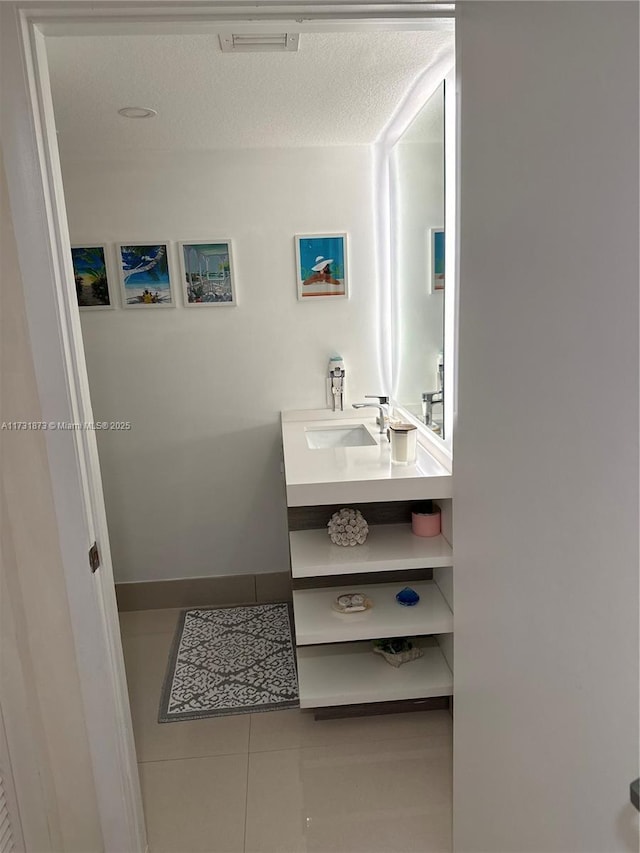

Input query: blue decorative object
[396,587,420,606]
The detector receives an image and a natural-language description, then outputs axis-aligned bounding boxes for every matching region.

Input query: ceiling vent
[219,33,300,53]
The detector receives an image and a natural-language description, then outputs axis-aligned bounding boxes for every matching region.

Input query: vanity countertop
[281,409,452,506]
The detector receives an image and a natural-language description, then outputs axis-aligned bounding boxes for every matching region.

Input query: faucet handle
[422,391,442,403]
[365,395,389,405]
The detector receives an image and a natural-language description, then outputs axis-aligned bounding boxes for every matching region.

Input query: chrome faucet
[422,390,443,430]
[352,395,390,435]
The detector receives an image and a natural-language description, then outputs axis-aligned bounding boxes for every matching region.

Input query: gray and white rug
[158,603,299,722]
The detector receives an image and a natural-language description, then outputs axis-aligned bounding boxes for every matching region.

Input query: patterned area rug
[158,603,299,722]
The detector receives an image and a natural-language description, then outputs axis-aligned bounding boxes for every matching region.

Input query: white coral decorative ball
[327,508,369,546]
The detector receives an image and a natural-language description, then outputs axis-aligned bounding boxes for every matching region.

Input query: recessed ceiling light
[117,107,157,119]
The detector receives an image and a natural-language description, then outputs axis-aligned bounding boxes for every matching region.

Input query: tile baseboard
[115,572,292,612]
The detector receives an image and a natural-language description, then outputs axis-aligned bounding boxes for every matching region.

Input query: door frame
[2,3,454,850]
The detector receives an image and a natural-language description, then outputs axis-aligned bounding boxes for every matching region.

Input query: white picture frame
[295,233,349,301]
[178,240,237,306]
[429,227,445,294]
[117,242,175,308]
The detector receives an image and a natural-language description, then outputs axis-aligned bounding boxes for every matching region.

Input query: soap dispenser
[328,355,345,411]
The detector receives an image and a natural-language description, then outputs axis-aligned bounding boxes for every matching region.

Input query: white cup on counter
[388,422,417,465]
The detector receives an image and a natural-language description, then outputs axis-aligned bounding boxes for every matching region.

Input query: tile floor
[120,608,453,853]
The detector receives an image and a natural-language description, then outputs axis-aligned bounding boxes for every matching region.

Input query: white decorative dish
[332,593,373,614]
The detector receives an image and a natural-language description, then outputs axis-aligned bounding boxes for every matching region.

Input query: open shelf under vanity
[297,639,453,709]
[293,578,452,645]
[289,523,453,578]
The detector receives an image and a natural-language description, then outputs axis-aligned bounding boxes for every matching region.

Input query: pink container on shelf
[411,503,441,537]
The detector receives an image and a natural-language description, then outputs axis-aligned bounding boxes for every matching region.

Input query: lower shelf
[296,640,453,709]
[293,579,453,645]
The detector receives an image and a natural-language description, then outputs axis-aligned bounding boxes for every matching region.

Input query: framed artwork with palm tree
[117,243,175,307]
[71,245,114,309]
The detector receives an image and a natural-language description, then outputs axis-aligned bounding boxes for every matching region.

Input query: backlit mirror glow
[391,82,446,439]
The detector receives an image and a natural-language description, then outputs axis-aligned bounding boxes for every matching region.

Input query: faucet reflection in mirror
[422,352,444,434]
[422,389,443,435]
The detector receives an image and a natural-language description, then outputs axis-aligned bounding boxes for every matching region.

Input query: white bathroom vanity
[281,409,454,712]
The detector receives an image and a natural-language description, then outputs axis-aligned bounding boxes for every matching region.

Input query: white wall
[454,3,639,852]
[61,147,380,582]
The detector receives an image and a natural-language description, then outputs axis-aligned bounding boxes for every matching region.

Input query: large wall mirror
[388,73,454,454]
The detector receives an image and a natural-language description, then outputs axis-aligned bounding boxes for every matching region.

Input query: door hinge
[89,541,100,573]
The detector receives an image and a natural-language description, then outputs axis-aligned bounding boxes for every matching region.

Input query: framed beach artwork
[179,240,236,306]
[295,233,348,300]
[71,245,114,309]
[429,228,445,293]
[117,243,174,307]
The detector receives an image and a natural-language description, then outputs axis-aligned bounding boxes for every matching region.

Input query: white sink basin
[305,424,377,450]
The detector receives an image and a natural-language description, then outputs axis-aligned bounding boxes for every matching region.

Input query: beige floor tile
[245,737,452,853]
[119,608,182,638]
[139,754,248,853]
[122,632,250,762]
[249,707,452,753]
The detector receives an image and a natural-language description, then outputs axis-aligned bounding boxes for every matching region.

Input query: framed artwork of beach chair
[179,240,237,306]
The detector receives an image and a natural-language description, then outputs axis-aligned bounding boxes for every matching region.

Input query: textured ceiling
[46,31,453,154]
